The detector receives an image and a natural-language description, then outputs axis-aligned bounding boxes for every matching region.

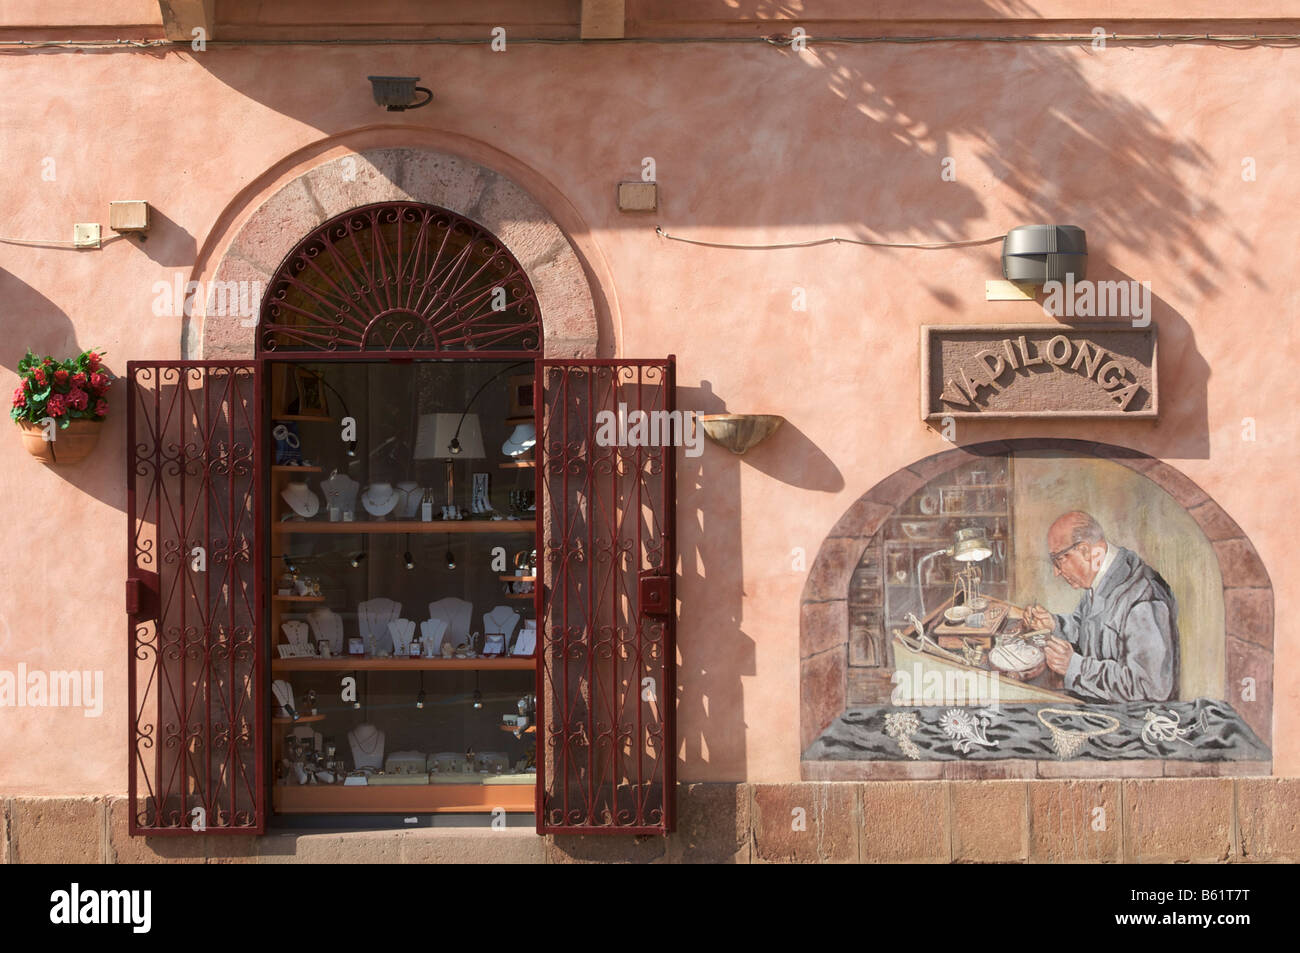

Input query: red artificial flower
[53,369,69,385]
[87,352,102,370]
[90,372,109,393]
[11,387,24,407]
[46,394,68,416]
[32,367,46,385]
[71,372,87,388]
[93,399,108,417]
[68,388,88,411]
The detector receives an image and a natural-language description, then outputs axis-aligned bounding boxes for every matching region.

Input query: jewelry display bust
[320,471,360,521]
[419,617,449,657]
[358,597,402,655]
[307,607,344,656]
[387,618,416,656]
[281,620,310,647]
[361,482,400,519]
[280,481,320,519]
[428,597,473,650]
[347,723,386,771]
[271,679,297,719]
[396,480,422,519]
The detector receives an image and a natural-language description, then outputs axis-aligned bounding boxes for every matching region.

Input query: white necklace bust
[361,482,400,518]
[281,480,320,519]
[347,723,385,771]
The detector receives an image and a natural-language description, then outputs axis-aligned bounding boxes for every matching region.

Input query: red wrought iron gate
[124,353,677,835]
[126,362,264,834]
[537,359,677,834]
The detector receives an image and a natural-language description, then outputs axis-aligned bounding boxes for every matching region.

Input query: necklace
[350,725,381,754]
[1037,708,1121,759]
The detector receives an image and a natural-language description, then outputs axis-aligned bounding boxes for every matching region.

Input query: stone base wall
[3,779,1298,863]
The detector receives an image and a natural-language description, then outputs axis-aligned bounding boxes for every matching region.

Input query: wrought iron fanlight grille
[259,202,541,354]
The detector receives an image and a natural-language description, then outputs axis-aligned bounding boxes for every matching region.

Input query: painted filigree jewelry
[1037,707,1120,759]
[884,710,921,760]
[939,707,998,754]
[1141,708,1207,748]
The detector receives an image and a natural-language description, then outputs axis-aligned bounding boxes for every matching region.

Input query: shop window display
[268,359,539,815]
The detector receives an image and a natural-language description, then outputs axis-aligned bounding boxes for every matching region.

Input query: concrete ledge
[3,780,1295,863]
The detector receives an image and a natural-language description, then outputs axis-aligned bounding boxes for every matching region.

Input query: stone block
[13,796,104,864]
[1122,778,1234,862]
[801,598,848,659]
[800,650,845,751]
[666,782,750,864]
[751,783,859,863]
[803,537,868,602]
[545,833,667,864]
[1028,780,1121,862]
[860,781,949,863]
[402,829,545,864]
[1223,587,1273,650]
[106,797,212,864]
[950,781,1027,862]
[1236,778,1300,861]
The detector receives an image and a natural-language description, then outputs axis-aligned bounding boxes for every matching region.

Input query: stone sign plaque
[921,324,1157,420]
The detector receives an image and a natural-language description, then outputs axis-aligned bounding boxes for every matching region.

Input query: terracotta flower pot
[18,418,102,464]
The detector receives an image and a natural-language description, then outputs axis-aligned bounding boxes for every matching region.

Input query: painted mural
[802,448,1271,768]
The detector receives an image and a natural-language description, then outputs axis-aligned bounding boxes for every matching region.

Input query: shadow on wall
[676,381,756,779]
[0,268,128,511]
[184,0,1258,297]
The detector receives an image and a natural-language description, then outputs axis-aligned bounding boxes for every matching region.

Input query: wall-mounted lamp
[1001,225,1087,285]
[698,414,784,455]
[367,75,433,111]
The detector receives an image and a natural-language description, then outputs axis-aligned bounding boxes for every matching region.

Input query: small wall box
[109,201,150,233]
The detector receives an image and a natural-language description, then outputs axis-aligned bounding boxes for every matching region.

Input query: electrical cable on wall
[655,225,1006,251]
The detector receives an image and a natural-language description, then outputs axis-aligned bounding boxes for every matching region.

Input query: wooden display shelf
[498,461,535,469]
[271,657,535,672]
[498,575,536,582]
[274,780,534,814]
[272,465,322,474]
[500,724,536,734]
[273,520,535,535]
[504,593,534,600]
[273,414,332,422]
[272,594,325,603]
[272,714,327,725]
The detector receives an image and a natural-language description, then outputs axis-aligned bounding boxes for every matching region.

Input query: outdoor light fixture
[1001,225,1087,285]
[698,414,784,455]
[367,75,433,111]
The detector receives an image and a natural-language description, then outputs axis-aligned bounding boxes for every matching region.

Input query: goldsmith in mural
[1023,511,1178,703]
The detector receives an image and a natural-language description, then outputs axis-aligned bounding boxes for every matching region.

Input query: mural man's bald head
[1047,511,1108,589]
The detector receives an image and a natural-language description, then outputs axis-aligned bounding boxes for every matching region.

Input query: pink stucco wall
[0,8,1296,794]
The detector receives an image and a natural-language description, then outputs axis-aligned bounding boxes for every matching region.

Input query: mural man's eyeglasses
[1049,541,1087,568]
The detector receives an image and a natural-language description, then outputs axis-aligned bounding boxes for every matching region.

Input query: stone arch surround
[196,146,600,359]
[799,439,1274,773]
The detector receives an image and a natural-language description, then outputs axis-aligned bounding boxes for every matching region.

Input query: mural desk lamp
[916,527,994,622]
